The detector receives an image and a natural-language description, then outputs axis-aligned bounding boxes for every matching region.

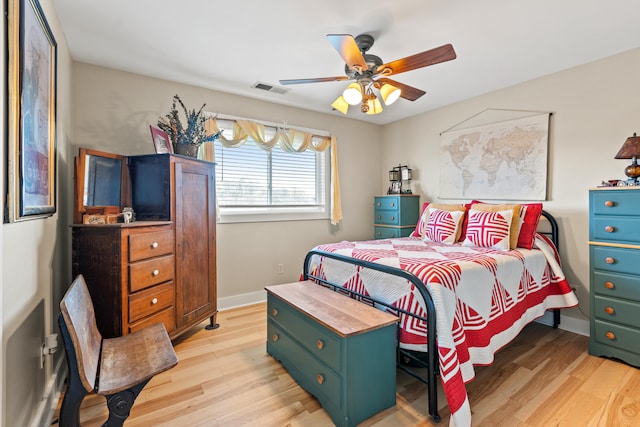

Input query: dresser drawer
[129,281,175,323]
[374,226,412,239]
[592,270,640,302]
[267,321,341,409]
[594,295,640,328]
[129,229,174,262]
[374,196,401,211]
[374,211,401,226]
[268,297,342,372]
[591,216,640,244]
[591,246,640,276]
[129,255,175,292]
[129,306,176,335]
[593,319,640,354]
[591,189,640,216]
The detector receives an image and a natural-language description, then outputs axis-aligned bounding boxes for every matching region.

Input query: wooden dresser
[374,194,420,239]
[72,153,217,339]
[266,281,398,427]
[588,187,640,367]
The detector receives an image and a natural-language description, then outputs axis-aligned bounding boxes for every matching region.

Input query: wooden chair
[58,275,178,426]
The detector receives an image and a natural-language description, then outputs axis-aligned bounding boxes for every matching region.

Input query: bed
[302,204,578,427]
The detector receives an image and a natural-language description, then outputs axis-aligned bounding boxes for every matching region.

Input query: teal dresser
[266,281,398,427]
[374,195,420,239]
[589,188,640,367]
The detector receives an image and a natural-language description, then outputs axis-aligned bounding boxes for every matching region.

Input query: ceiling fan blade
[377,44,456,76]
[327,34,368,72]
[279,76,350,85]
[377,78,426,101]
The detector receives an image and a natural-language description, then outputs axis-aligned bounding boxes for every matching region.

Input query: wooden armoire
[72,150,217,339]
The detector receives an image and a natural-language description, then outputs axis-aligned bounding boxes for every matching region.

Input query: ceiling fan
[279,34,456,115]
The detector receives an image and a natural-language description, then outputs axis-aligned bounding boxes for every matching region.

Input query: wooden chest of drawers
[374,195,420,239]
[72,222,176,338]
[589,188,640,366]
[266,281,398,427]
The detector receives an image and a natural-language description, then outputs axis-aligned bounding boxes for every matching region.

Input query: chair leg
[101,380,149,427]
[58,315,89,427]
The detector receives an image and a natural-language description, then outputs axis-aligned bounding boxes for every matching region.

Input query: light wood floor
[55,303,640,426]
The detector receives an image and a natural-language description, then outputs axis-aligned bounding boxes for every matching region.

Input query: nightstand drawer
[591,216,640,244]
[129,229,174,262]
[591,246,640,276]
[591,189,640,216]
[129,255,175,292]
[267,322,341,409]
[593,319,640,354]
[592,271,640,302]
[375,226,412,239]
[374,211,401,225]
[374,196,401,211]
[268,297,342,371]
[594,295,640,328]
[129,281,175,323]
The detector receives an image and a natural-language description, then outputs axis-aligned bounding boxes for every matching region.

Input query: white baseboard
[218,290,266,311]
[31,355,67,427]
[535,311,590,336]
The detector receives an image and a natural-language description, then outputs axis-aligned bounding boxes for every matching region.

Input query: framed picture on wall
[5,0,57,222]
[150,125,173,154]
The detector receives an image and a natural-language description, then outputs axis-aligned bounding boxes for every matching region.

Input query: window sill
[218,207,329,224]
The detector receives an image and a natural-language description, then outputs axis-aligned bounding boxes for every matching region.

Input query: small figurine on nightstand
[122,207,135,223]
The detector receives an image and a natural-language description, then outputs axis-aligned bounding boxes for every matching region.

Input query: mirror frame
[73,148,129,224]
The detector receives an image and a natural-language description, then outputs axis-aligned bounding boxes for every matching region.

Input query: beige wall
[1,0,73,425]
[382,46,640,326]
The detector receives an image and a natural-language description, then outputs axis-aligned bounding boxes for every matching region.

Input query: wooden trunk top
[266,281,398,337]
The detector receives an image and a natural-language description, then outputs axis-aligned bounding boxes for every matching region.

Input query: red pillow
[411,203,430,237]
[517,203,543,249]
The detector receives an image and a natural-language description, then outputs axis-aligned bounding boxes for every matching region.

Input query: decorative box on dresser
[589,187,640,367]
[374,194,420,239]
[72,152,218,339]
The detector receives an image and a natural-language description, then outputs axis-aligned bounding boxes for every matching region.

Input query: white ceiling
[52,0,640,125]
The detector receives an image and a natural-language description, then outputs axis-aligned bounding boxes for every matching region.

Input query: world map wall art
[439,113,550,201]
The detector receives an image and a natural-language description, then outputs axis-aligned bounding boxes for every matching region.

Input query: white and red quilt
[308,233,578,427]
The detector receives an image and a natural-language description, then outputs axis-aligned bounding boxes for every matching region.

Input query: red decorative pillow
[517,203,543,249]
[424,208,465,244]
[462,209,514,250]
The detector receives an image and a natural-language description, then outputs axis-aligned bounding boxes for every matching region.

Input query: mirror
[74,148,128,223]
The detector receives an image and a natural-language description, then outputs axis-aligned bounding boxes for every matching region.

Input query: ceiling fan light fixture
[343,83,363,105]
[364,97,383,115]
[380,83,401,105]
[331,96,349,114]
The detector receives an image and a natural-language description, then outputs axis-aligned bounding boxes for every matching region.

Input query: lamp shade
[364,97,383,115]
[380,83,401,105]
[343,83,363,105]
[331,96,349,114]
[615,133,640,159]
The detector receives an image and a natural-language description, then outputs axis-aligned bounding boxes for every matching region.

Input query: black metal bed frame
[302,210,560,422]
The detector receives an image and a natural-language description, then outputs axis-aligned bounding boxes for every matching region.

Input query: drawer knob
[604,200,615,207]
[316,340,324,350]
[605,331,616,340]
[272,308,278,317]
[604,226,615,233]
[376,202,381,207]
[390,216,395,220]
[152,269,160,276]
[151,297,158,305]
[391,203,395,207]
[377,215,382,220]
[605,306,615,315]
[272,334,279,342]
[151,242,159,248]
[605,257,615,264]
[605,281,615,289]
[376,232,381,236]
[317,374,324,385]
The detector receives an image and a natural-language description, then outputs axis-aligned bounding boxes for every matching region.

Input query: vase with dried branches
[157,94,221,157]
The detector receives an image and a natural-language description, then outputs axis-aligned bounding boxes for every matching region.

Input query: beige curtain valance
[200,117,342,225]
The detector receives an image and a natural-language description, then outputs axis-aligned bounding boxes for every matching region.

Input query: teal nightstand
[374,195,420,239]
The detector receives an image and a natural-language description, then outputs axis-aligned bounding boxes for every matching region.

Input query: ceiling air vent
[252,82,290,95]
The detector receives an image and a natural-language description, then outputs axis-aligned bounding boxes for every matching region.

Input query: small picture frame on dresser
[150,125,173,154]
[390,181,402,194]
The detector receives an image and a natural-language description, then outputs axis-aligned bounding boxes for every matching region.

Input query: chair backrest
[60,274,103,392]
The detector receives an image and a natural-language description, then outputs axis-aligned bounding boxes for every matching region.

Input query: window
[213,122,329,223]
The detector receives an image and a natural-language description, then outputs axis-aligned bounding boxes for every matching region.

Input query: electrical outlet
[277,264,284,274]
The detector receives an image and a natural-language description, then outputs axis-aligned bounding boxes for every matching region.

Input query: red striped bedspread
[308,233,578,427]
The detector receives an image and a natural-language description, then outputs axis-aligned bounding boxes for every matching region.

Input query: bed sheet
[308,233,578,427]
